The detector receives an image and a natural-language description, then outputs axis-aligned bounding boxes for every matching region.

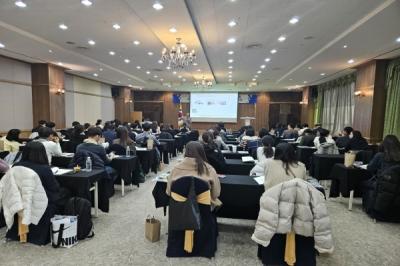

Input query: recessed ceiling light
[228,59,234,63]
[172,71,177,75]
[308,66,312,70]
[147,52,154,56]
[228,75,232,78]
[93,73,98,77]
[348,59,355,64]
[178,75,182,79]
[228,50,234,55]
[228,71,232,74]
[278,35,286,42]
[88,40,96,45]
[289,16,299,25]
[136,66,141,69]
[117,81,121,84]
[153,75,158,78]
[257,70,262,74]
[59,24,68,30]
[166,66,171,70]
[260,65,266,69]
[109,51,115,55]
[158,60,163,64]
[270,49,277,54]
[182,78,186,82]
[343,45,348,48]
[197,69,201,72]
[133,40,140,45]
[303,81,308,84]
[289,78,293,81]
[113,24,121,30]
[254,75,258,78]
[99,68,103,71]
[146,71,151,75]
[15,1,27,8]
[152,2,163,10]
[320,73,326,76]
[57,62,63,66]
[228,20,237,27]
[81,0,93,7]
[227,37,236,44]
[228,66,233,69]
[264,58,271,62]
[128,84,133,87]
[396,37,400,43]
[0,42,5,49]
[193,62,198,66]
[252,78,256,81]
[124,59,130,63]
[48,49,53,53]
[246,88,250,91]
[169,27,177,33]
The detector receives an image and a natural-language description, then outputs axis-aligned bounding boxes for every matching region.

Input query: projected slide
[190,93,238,122]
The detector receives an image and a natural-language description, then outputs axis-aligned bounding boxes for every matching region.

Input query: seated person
[136,123,160,146]
[298,123,309,136]
[250,135,275,176]
[298,129,315,146]
[367,135,400,175]
[35,127,62,165]
[239,127,259,147]
[179,122,190,133]
[95,119,103,129]
[45,121,62,139]
[151,121,161,134]
[113,127,136,153]
[258,128,269,139]
[66,121,80,140]
[264,143,307,190]
[313,128,338,154]
[1,129,22,152]
[8,141,62,245]
[29,120,46,139]
[71,124,87,144]
[282,124,298,139]
[335,126,353,149]
[102,122,116,145]
[167,141,221,208]
[345,130,369,152]
[211,128,229,150]
[201,132,227,174]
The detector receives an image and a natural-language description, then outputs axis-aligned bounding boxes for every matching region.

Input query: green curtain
[314,88,323,124]
[383,58,400,138]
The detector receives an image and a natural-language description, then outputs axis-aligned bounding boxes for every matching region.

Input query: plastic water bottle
[85,156,92,172]
[126,146,130,156]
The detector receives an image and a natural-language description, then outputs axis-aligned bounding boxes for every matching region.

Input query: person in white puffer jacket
[252,178,334,254]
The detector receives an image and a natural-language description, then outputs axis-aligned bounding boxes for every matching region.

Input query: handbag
[168,178,201,231]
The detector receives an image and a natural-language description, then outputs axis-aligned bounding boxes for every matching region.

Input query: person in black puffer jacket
[345,130,369,152]
[201,132,227,174]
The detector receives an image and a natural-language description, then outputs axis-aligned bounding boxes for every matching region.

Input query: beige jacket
[167,157,221,207]
[264,159,307,190]
[252,178,334,254]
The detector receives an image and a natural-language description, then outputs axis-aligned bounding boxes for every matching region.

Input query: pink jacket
[0,159,9,173]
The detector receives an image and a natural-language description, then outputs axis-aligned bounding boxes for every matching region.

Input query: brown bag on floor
[145,216,160,242]
[344,152,356,167]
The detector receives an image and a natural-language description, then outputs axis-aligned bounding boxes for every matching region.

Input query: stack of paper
[253,176,265,185]
[242,156,255,163]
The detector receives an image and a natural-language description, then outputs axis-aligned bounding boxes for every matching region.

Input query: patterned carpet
[1,156,400,266]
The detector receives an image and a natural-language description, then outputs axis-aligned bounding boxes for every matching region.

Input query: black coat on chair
[166,176,218,258]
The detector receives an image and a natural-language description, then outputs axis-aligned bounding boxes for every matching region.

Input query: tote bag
[51,215,78,248]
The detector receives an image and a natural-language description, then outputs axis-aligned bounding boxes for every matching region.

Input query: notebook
[242,156,255,163]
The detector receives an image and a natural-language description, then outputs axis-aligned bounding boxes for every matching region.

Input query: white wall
[0,56,32,131]
[65,74,114,126]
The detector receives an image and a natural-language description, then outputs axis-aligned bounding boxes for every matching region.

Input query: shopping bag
[51,215,78,248]
[145,216,161,242]
[344,152,356,167]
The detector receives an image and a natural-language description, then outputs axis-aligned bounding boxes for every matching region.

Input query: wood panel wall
[114,87,132,122]
[353,60,388,143]
[31,64,66,128]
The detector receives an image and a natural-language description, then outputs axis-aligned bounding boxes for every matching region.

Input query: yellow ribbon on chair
[170,190,211,253]
[18,211,29,243]
[284,231,296,266]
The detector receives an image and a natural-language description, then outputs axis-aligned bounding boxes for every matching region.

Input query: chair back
[355,150,373,164]
[159,131,173,139]
[247,140,262,156]
[108,144,126,155]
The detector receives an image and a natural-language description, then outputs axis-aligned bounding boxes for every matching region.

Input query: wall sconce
[299,101,308,105]
[56,88,65,95]
[354,90,364,97]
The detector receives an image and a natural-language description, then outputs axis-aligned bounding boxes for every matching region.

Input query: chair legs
[348,190,354,211]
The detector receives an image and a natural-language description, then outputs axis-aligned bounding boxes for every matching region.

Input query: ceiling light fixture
[194,76,213,88]
[0,42,5,49]
[289,16,299,25]
[113,24,121,30]
[166,66,171,70]
[193,62,198,66]
[252,78,257,81]
[228,20,237,27]
[124,59,130,63]
[136,66,141,69]
[158,60,163,64]
[160,78,164,81]
[348,59,355,64]
[228,71,232,74]
[59,24,68,30]
[228,59,234,63]
[260,65,266,69]
[257,70,262,74]
[178,75,182,79]
[133,40,140,45]
[228,66,233,69]
[93,73,98,77]
[172,71,177,75]
[265,58,271,62]
[197,69,201,72]
[278,35,286,42]
[148,51,154,56]
[128,84,133,87]
[182,78,186,82]
[161,38,196,69]
[227,37,236,44]
[99,68,103,71]
[15,1,27,8]
[228,75,232,78]
[153,75,158,78]
[343,45,348,48]
[117,81,121,84]
[303,81,307,84]
[81,0,93,7]
[88,40,96,45]
[109,51,115,55]
[152,2,163,10]
[48,49,53,53]
[308,66,312,70]
[228,50,234,55]
[146,71,151,75]
[57,62,63,66]
[396,37,400,43]
[254,75,258,78]
[169,27,177,33]
[270,49,277,54]
[320,73,326,76]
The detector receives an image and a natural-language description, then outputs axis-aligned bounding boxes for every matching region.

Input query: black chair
[159,131,173,139]
[166,176,217,258]
[108,144,126,156]
[0,151,10,159]
[355,150,373,164]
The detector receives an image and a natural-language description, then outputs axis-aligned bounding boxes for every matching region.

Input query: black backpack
[64,197,94,240]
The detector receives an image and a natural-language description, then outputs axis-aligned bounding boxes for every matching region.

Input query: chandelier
[161,38,196,69]
[194,76,213,88]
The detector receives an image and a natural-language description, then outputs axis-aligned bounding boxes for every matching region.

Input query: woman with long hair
[264,143,307,190]
[167,141,221,207]
[201,132,227,174]
[1,129,22,152]
[113,126,136,154]
[367,135,400,174]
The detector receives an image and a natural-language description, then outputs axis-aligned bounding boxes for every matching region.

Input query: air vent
[245,43,263,50]
[76,46,89,50]
[272,67,281,71]
[151,68,163,72]
[304,36,314,40]
[66,41,75,45]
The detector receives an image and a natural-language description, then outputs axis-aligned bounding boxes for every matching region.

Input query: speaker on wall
[111,86,120,97]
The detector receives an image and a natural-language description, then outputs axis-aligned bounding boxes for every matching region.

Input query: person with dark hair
[298,129,315,147]
[211,128,229,150]
[201,131,227,174]
[71,124,86,143]
[151,121,161,134]
[30,120,47,139]
[1,129,22,152]
[113,127,136,152]
[180,122,190,133]
[102,122,116,145]
[282,124,297,139]
[250,136,275,176]
[239,127,259,147]
[132,120,142,130]
[166,141,221,208]
[298,123,309,136]
[258,128,269,139]
[314,128,338,154]
[367,135,400,175]
[95,119,103,129]
[136,122,160,145]
[344,130,369,152]
[35,127,62,164]
[7,141,62,245]
[336,126,353,148]
[45,121,56,129]
[264,143,307,190]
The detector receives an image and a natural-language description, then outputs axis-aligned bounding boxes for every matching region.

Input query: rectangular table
[311,154,344,180]
[225,158,255,175]
[221,150,249,159]
[296,146,317,170]
[136,148,158,174]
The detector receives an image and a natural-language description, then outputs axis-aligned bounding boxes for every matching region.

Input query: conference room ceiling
[0,0,399,92]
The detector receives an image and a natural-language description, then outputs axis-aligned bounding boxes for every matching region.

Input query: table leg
[348,190,354,211]
[121,178,125,197]
[94,182,99,217]
[163,206,167,216]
